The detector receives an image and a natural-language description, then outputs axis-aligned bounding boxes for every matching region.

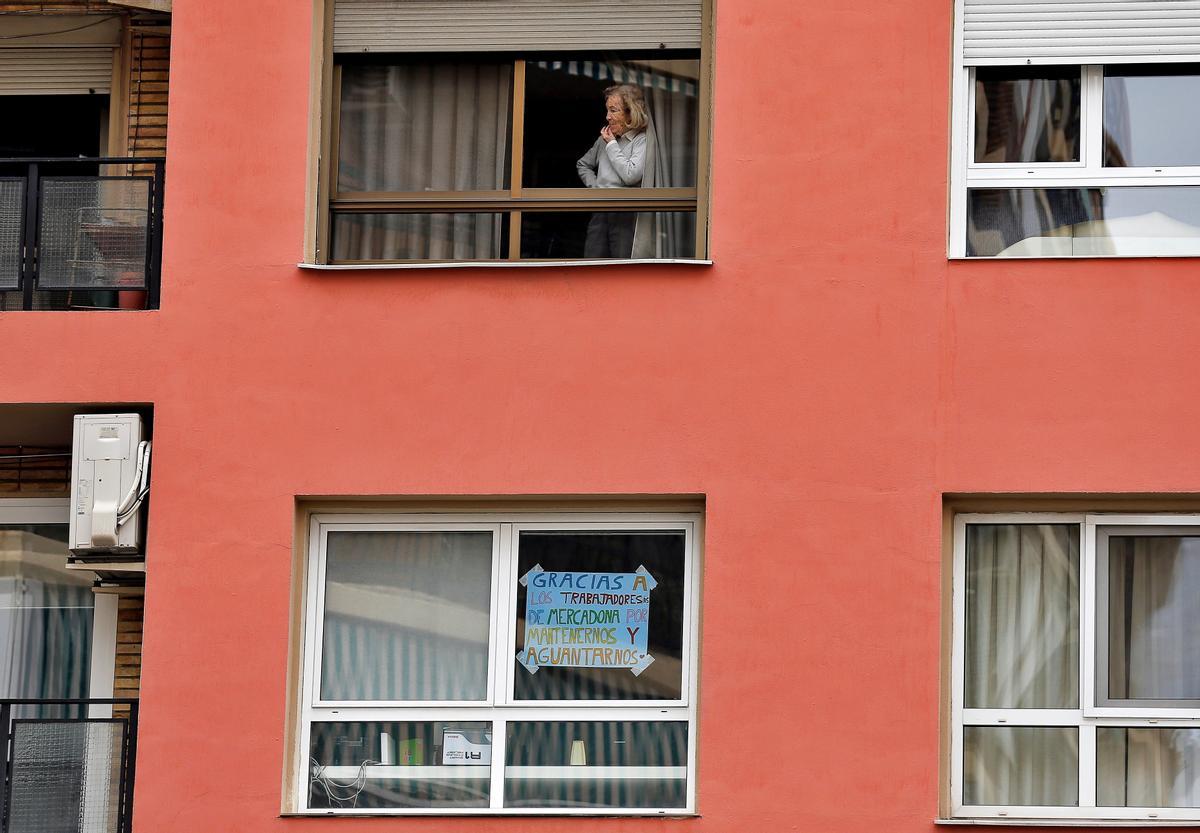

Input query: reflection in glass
[337,62,512,193]
[963,726,1078,806]
[331,213,508,262]
[523,57,699,189]
[967,187,1200,257]
[1108,536,1200,701]
[513,531,684,701]
[1105,67,1200,167]
[520,211,695,260]
[505,721,687,809]
[309,721,491,809]
[965,524,1078,709]
[1099,728,1200,807]
[0,525,92,718]
[320,531,492,701]
[974,67,1081,163]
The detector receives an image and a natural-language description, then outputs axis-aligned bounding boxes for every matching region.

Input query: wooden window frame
[306,0,713,266]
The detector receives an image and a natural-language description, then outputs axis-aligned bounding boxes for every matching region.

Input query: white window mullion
[949,65,970,258]
[489,716,507,810]
[1078,721,1096,808]
[962,709,1082,726]
[493,523,514,706]
[1082,516,1099,716]
[1082,66,1104,173]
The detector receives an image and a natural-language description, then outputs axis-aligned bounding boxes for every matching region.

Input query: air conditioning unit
[68,414,150,555]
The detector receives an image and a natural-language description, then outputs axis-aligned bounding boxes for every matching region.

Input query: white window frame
[947,0,1200,259]
[297,511,701,816]
[951,512,1200,822]
[0,497,118,711]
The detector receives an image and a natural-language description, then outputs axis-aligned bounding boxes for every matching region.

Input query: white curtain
[1098,727,1200,808]
[321,531,492,701]
[633,68,699,259]
[965,523,1079,709]
[1108,536,1200,700]
[964,726,1078,806]
[334,63,512,260]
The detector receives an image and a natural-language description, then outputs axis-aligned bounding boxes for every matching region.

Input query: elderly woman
[576,84,649,258]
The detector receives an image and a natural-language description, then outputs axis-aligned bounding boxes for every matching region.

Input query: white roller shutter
[0,47,115,94]
[962,0,1200,64]
[333,0,702,53]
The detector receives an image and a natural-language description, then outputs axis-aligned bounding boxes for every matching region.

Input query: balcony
[0,158,164,311]
[0,698,138,833]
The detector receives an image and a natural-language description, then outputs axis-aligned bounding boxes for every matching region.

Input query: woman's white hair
[605,84,649,131]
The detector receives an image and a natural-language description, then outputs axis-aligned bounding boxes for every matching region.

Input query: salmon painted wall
[5,0,1200,830]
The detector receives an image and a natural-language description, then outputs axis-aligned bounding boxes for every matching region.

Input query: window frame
[296,510,701,816]
[947,0,1200,260]
[0,496,119,715]
[306,0,714,266]
[950,512,1200,822]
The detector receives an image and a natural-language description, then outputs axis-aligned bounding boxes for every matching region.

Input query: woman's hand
[600,125,615,143]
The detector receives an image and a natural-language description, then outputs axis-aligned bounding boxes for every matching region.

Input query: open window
[311,0,712,265]
[949,0,1200,258]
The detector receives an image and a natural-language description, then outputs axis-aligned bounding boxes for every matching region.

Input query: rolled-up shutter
[333,0,702,53]
[962,0,1200,65]
[0,47,115,94]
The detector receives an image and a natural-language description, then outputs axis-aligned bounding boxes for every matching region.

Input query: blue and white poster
[518,565,657,676]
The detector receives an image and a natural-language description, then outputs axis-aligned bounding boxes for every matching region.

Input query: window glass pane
[520,211,695,259]
[1105,66,1200,167]
[974,67,1081,163]
[336,61,512,193]
[309,721,491,809]
[331,213,509,262]
[1108,535,1200,701]
[1098,728,1200,807]
[320,531,492,701]
[967,187,1200,257]
[0,524,92,718]
[523,55,700,189]
[504,721,687,809]
[965,524,1078,709]
[513,531,685,701]
[963,726,1078,806]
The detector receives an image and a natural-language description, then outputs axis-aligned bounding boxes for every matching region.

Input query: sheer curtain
[965,524,1079,709]
[0,527,94,717]
[320,531,492,702]
[963,524,1079,806]
[633,67,699,259]
[1108,536,1200,700]
[334,63,511,260]
[1098,727,1200,807]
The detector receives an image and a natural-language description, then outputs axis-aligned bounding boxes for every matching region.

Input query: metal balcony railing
[0,158,164,311]
[0,698,138,833]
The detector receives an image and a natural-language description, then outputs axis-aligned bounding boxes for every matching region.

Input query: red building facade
[3,0,1200,830]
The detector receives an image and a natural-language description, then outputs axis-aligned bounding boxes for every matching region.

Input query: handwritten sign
[518,565,657,676]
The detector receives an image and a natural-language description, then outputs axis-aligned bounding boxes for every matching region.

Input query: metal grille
[0,179,23,290]
[8,720,126,833]
[37,179,150,290]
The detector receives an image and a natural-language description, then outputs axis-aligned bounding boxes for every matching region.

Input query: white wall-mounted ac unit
[69,413,149,555]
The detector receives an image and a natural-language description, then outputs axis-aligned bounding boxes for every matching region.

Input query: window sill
[299,259,712,271]
[949,253,1200,261]
[938,820,1200,827]
[281,811,699,818]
